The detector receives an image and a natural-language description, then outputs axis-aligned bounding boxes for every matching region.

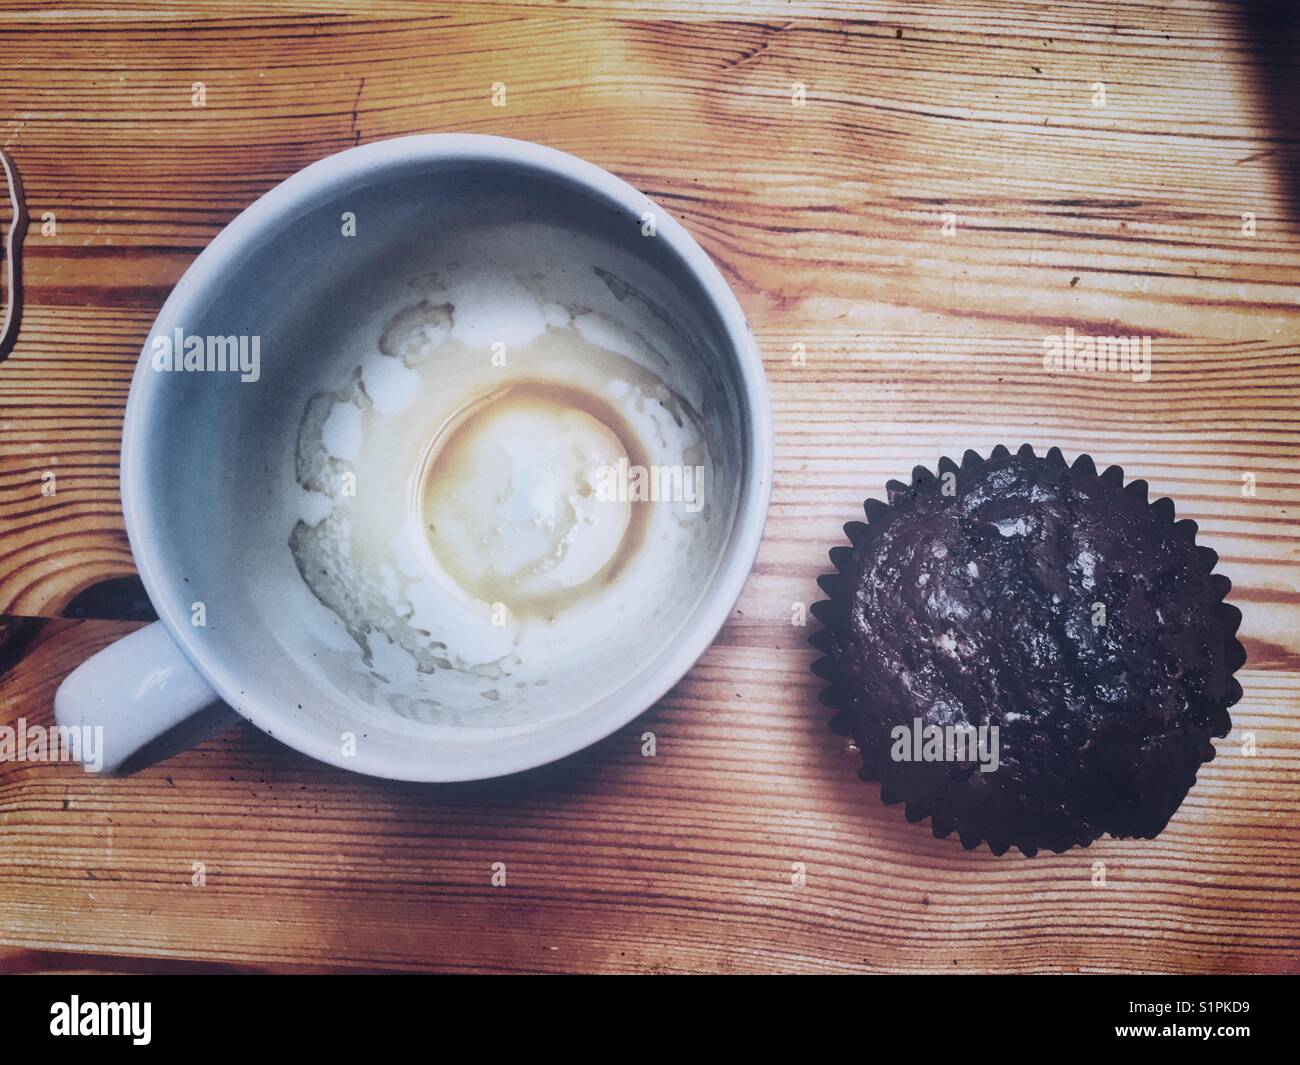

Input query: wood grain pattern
[1,0,1298,973]
[1,620,1297,974]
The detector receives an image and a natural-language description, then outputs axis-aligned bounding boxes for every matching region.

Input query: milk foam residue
[288,266,712,722]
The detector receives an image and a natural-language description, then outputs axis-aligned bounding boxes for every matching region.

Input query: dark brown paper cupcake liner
[809,444,1246,857]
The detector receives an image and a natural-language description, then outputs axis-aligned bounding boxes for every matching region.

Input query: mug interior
[124,136,768,780]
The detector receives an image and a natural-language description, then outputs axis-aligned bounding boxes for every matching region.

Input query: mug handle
[54,621,239,774]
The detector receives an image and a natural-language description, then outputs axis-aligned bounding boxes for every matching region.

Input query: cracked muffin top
[811,444,1244,856]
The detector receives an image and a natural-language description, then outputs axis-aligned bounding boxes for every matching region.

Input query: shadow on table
[1237,0,1300,224]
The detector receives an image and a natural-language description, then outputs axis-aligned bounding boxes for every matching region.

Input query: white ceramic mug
[55,135,772,781]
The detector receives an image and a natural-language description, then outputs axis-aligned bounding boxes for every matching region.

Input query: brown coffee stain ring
[0,148,29,363]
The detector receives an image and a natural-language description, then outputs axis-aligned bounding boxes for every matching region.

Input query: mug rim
[121,133,773,781]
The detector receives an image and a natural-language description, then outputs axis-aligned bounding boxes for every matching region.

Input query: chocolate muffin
[809,444,1245,856]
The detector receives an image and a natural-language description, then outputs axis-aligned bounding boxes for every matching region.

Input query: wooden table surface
[1,0,1298,974]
